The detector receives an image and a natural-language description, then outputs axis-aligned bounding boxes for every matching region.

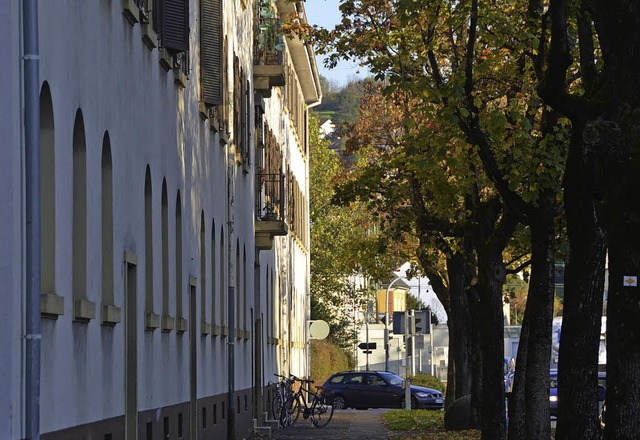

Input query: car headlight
[415,392,433,398]
[549,396,558,402]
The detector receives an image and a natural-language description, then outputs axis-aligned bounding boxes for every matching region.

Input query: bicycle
[270,373,294,423]
[282,375,334,428]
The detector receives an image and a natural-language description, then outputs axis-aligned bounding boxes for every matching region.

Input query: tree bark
[476,246,508,439]
[508,309,528,439]
[505,201,556,440]
[522,206,556,440]
[448,252,474,399]
[555,123,607,440]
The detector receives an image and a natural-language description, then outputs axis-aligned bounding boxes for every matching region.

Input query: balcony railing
[253,10,286,91]
[256,172,285,222]
[255,171,288,250]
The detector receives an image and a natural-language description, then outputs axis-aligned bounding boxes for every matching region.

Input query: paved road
[262,409,391,440]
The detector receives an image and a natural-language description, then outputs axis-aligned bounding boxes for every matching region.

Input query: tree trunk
[505,204,556,440]
[448,252,474,399]
[522,207,556,440]
[508,310,529,439]
[476,248,507,440]
[555,123,607,440]
[604,211,640,440]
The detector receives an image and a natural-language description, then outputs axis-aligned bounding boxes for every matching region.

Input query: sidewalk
[263,409,391,440]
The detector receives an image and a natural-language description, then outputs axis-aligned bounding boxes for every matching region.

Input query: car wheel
[332,395,347,410]
[400,396,418,410]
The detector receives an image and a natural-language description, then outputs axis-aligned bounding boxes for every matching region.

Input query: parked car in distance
[321,370,444,410]
[549,370,606,418]
[504,357,515,396]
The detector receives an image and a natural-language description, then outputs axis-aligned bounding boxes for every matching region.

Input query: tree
[541,0,640,438]
[314,1,573,437]
[309,113,401,349]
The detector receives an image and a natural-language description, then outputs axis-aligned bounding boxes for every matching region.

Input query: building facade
[0,0,320,439]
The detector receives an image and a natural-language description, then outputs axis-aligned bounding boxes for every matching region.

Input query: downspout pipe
[226,144,236,440]
[23,0,41,439]
[22,0,42,440]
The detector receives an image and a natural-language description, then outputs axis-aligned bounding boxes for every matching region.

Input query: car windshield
[379,372,404,386]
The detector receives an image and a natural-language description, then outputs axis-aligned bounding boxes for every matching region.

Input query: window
[176,191,184,324]
[144,166,158,329]
[210,219,217,333]
[200,0,222,106]
[161,179,171,329]
[219,226,225,333]
[155,0,190,53]
[101,134,118,325]
[40,82,56,297]
[200,211,209,334]
[72,109,94,322]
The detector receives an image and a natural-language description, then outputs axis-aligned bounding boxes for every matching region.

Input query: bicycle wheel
[290,395,303,425]
[279,394,294,427]
[310,395,334,428]
[271,392,283,420]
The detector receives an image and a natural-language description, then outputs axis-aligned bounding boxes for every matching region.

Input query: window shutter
[162,0,189,52]
[201,0,222,106]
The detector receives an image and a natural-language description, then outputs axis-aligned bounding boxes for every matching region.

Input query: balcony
[253,9,286,94]
[255,171,288,250]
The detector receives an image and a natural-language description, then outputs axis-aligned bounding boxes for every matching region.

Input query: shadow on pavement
[259,409,391,440]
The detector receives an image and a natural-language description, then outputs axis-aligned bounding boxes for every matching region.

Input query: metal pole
[384,276,402,372]
[23,0,41,438]
[429,314,435,376]
[404,310,411,410]
[365,310,370,370]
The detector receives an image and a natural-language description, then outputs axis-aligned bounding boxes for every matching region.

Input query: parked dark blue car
[549,370,606,418]
[321,371,444,410]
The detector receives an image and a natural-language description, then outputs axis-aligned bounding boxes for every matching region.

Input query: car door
[365,373,400,408]
[342,373,368,408]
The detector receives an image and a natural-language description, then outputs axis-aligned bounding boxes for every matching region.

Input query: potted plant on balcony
[262,200,278,221]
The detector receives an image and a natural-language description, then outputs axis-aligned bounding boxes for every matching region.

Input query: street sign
[358,342,377,350]
[362,350,372,354]
[624,276,638,287]
[309,320,330,339]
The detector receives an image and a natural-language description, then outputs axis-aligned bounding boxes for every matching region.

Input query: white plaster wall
[2,0,314,435]
[0,2,25,438]
[35,0,256,433]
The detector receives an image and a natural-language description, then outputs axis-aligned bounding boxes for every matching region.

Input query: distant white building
[319,119,336,138]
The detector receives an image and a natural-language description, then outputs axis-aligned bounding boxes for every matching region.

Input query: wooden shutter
[162,0,189,52]
[201,0,222,106]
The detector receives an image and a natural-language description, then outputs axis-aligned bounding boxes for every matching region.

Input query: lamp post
[385,276,402,372]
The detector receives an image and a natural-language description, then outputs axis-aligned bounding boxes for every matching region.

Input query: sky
[303,0,369,87]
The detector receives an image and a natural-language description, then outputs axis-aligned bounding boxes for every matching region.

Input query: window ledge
[162,315,175,332]
[145,312,160,331]
[174,68,188,88]
[141,23,157,50]
[158,48,172,71]
[41,293,64,319]
[101,303,121,326]
[73,299,96,323]
[122,0,140,26]
[176,317,188,333]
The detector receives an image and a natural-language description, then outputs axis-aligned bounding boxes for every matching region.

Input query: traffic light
[392,311,406,334]
[414,310,430,334]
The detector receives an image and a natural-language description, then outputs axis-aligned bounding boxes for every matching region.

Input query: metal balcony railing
[256,172,285,222]
[254,16,284,66]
